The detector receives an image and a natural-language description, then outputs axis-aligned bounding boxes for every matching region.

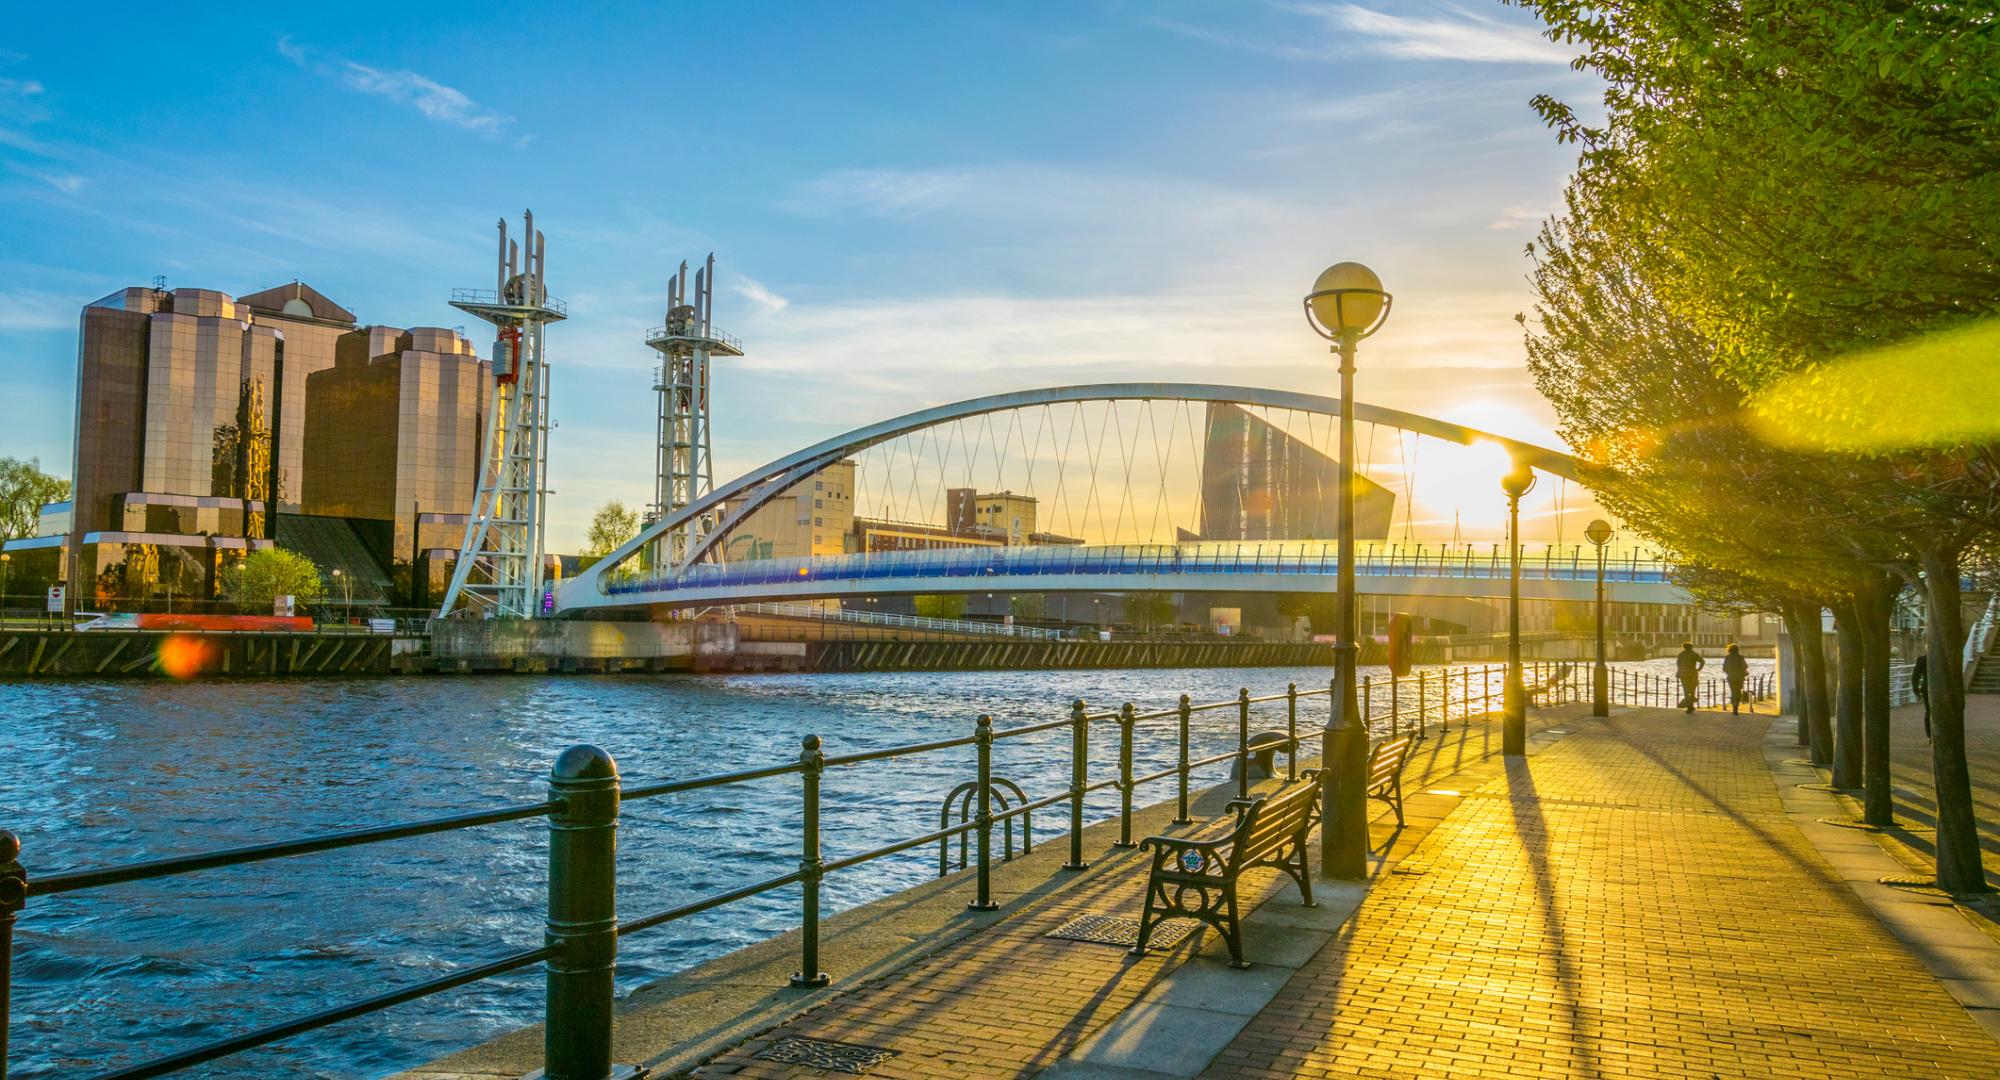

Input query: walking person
[1912,652,1931,739]
[1722,643,1749,715]
[1676,641,1705,713]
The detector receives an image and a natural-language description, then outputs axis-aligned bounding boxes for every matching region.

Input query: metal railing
[450,287,569,317]
[0,658,1765,1078]
[0,663,1526,1079]
[609,541,1676,596]
[731,601,1065,640]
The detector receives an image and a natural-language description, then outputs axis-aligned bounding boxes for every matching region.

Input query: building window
[815,499,823,508]
[815,480,823,490]
[815,517,823,527]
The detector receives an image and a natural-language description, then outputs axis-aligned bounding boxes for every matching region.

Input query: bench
[1368,732,1417,827]
[1130,771,1323,968]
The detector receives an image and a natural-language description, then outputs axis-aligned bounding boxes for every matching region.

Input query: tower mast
[647,253,742,566]
[439,210,567,618]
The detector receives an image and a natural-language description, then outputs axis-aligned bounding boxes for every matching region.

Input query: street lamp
[1,552,11,610]
[1502,460,1538,755]
[1585,518,1614,718]
[1304,261,1391,880]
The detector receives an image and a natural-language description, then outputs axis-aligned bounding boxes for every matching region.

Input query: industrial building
[3,281,491,612]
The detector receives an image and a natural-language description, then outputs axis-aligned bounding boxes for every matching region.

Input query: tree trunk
[1782,601,1833,764]
[1920,544,1987,894]
[1795,606,1835,775]
[1831,601,1864,789]
[1855,575,1896,827]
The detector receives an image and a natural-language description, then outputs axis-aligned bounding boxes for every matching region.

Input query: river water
[0,656,1764,1078]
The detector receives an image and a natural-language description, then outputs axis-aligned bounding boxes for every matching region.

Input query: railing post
[790,735,831,988]
[1418,670,1429,738]
[1286,682,1299,781]
[1390,673,1400,737]
[1236,688,1251,799]
[545,744,621,1080]
[1064,700,1091,870]
[2,829,23,1080]
[1441,667,1451,733]
[1115,703,1137,848]
[970,716,999,910]
[1362,675,1372,733]
[1175,694,1192,824]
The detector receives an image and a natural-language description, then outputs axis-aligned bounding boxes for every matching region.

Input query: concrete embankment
[0,621,1480,678]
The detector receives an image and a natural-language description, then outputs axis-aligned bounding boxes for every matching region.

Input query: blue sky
[0,2,1600,550]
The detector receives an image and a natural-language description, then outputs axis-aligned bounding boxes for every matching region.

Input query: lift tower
[646,254,742,566]
[439,210,566,618]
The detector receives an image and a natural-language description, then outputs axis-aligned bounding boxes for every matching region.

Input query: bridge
[558,383,1687,613]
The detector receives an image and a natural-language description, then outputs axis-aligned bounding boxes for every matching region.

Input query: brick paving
[688,708,1566,1079]
[689,707,2000,1079]
[1207,710,2000,1080]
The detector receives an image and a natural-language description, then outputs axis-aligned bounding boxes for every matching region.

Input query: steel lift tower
[439,210,566,618]
[646,254,742,566]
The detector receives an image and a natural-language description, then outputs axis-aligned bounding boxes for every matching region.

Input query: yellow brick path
[1206,710,2000,1079]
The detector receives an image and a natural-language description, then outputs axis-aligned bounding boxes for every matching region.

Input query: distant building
[1196,402,1394,541]
[4,281,490,612]
[718,460,857,561]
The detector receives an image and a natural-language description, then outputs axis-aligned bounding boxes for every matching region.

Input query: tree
[0,457,70,541]
[913,594,967,619]
[220,548,327,612]
[1009,593,1045,621]
[582,501,641,565]
[1517,0,1999,892]
[1123,592,1176,632]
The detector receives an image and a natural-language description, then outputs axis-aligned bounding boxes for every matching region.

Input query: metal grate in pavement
[1046,912,1200,951]
[755,1036,897,1074]
[1796,782,1842,792]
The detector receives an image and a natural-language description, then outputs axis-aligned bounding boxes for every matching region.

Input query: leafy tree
[582,501,642,561]
[220,548,327,612]
[0,457,70,541]
[1516,0,1999,892]
[1123,592,1176,632]
[913,594,967,619]
[1008,593,1045,621]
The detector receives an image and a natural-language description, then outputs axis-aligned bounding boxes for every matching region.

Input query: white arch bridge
[557,383,1687,613]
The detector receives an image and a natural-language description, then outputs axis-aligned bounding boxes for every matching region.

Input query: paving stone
[1143,959,1295,1016]
[1071,1002,1255,1076]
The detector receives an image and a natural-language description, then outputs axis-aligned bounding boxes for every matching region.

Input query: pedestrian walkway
[1209,710,2000,1079]
[687,707,2000,1079]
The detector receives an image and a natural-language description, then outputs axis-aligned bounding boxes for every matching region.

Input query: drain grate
[755,1036,897,1074]
[1796,782,1841,792]
[1880,874,1942,889]
[1046,912,1200,951]
[1782,758,1820,767]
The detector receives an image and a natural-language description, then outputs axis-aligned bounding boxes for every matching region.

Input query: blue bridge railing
[607,541,1674,597]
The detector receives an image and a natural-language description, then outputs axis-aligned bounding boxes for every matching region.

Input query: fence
[0,659,1758,1079]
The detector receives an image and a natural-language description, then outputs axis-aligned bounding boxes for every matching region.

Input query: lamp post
[1303,261,1392,880]
[1585,518,1613,718]
[1,552,10,611]
[1502,461,1537,755]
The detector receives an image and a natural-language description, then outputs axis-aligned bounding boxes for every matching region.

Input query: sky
[0,2,1607,552]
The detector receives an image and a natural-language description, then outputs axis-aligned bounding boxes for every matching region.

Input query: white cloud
[1294,3,1575,65]
[1488,202,1555,230]
[732,275,790,315]
[278,37,516,138]
[0,77,43,96]
[780,167,977,220]
[0,290,78,331]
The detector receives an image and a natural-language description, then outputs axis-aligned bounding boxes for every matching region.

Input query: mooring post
[545,745,620,1080]
[790,735,830,988]
[1175,694,1192,824]
[1064,700,1090,870]
[1115,703,1137,848]
[970,716,999,910]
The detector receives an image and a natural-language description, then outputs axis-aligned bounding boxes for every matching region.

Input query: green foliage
[220,547,328,611]
[913,594,967,619]
[0,457,70,541]
[1274,592,1339,635]
[1008,593,1045,620]
[1122,592,1176,629]
[583,501,642,558]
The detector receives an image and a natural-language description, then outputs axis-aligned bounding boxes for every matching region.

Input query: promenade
[679,704,2000,1080]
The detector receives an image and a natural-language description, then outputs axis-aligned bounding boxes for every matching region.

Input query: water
[0,657,1767,1078]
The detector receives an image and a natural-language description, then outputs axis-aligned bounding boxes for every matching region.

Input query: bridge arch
[563,382,1581,608]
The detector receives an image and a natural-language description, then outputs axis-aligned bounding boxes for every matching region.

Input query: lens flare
[155,634,215,679]
[1748,319,2000,452]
